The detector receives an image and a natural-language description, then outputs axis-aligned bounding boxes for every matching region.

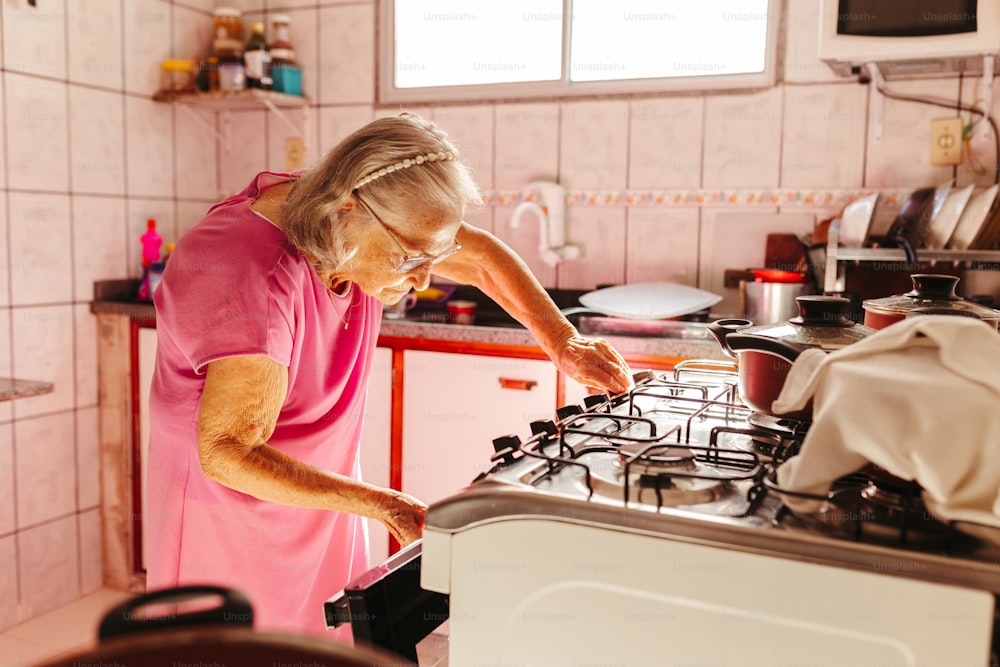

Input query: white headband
[353,151,456,190]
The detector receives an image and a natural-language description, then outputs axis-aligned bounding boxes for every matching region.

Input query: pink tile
[560,100,630,190]
[175,106,221,200]
[15,413,77,527]
[71,196,129,304]
[219,112,268,198]
[11,307,76,419]
[495,103,560,189]
[69,85,126,196]
[7,194,73,307]
[433,106,495,190]
[864,78,959,188]
[125,97,175,198]
[18,516,81,621]
[67,0,124,88]
[629,98,704,190]
[122,0,171,96]
[78,510,104,594]
[784,0,842,84]
[319,4,375,105]
[0,537,15,632]
[0,192,8,309]
[626,208,700,285]
[556,207,626,290]
[4,75,69,193]
[76,408,101,511]
[703,88,783,188]
[782,84,867,187]
[0,425,14,537]
[2,0,67,80]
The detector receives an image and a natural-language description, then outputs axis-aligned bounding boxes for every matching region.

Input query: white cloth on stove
[772,316,1000,527]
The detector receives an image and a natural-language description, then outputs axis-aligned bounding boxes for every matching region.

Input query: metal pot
[708,295,877,418]
[862,274,1000,330]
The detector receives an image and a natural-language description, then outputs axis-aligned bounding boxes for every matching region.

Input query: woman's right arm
[197,355,426,546]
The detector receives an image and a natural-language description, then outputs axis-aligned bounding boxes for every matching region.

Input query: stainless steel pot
[708,295,877,418]
[862,274,1000,330]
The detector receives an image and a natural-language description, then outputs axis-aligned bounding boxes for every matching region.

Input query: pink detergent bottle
[138,219,163,299]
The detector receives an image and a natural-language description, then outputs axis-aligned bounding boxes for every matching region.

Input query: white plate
[948,185,999,249]
[839,193,878,247]
[925,184,974,249]
[578,282,723,320]
[930,181,952,221]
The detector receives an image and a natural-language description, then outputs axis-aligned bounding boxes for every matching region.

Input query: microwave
[818,0,1000,78]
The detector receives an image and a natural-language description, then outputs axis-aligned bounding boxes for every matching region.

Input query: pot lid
[737,295,877,351]
[862,274,1000,321]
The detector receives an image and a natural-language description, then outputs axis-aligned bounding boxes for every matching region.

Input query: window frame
[377,0,781,104]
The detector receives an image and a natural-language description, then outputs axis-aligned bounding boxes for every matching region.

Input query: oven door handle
[498,377,538,391]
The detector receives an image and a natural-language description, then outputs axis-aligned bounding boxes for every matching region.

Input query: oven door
[325,539,448,663]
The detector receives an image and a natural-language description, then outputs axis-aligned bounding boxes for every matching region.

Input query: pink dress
[147,171,382,638]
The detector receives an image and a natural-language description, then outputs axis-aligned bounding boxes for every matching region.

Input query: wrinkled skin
[196,187,632,546]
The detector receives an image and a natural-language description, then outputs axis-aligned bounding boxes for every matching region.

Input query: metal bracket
[177,104,231,153]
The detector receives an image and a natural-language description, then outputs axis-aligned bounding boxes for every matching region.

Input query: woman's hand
[552,333,633,395]
[377,490,428,546]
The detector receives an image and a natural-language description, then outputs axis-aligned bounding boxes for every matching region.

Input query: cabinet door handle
[498,377,538,391]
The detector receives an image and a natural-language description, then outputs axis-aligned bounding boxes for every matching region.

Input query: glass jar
[217,56,246,92]
[160,59,195,93]
[270,14,296,64]
[213,7,244,58]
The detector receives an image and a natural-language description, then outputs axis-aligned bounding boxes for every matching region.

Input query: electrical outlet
[930,117,963,166]
[285,136,305,171]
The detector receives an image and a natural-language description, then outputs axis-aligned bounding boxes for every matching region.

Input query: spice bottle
[213,7,244,59]
[269,14,302,96]
[244,22,272,89]
[269,14,296,64]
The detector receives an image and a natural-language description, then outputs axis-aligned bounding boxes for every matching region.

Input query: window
[379,0,779,103]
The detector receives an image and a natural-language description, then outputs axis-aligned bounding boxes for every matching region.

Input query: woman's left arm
[432,223,633,394]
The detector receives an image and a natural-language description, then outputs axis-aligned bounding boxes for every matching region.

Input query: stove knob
[530,419,558,436]
[491,434,521,464]
[556,404,582,421]
[583,393,608,409]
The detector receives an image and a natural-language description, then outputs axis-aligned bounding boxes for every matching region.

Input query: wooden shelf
[152,88,308,110]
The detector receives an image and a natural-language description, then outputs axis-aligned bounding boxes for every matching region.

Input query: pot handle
[706,318,753,359]
[98,585,254,642]
[724,332,806,363]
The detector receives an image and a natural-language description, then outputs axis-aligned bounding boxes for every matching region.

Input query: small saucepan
[708,295,877,419]
[862,274,1000,330]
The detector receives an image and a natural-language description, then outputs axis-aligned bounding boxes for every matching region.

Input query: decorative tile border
[487,189,910,208]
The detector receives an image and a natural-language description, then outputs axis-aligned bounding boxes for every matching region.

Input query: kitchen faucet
[510,180,582,266]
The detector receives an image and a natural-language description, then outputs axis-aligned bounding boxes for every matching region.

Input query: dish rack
[823,219,1000,293]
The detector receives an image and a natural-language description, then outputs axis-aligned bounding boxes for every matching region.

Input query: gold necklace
[328,281,360,330]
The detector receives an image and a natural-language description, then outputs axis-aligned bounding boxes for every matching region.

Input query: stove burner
[615,442,698,474]
[587,453,727,508]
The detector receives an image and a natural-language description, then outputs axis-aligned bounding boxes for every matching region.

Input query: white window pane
[394,0,563,88]
[570,0,770,82]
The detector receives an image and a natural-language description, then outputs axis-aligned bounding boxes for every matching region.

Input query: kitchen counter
[90,280,729,365]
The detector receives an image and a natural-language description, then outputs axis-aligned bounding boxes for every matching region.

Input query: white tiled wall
[2,0,1000,632]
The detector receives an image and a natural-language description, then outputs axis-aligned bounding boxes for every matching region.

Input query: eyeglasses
[354,193,462,273]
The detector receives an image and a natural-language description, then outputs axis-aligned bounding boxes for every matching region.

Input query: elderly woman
[146,112,632,638]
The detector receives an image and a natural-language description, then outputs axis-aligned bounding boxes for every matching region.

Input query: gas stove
[417,362,1000,666]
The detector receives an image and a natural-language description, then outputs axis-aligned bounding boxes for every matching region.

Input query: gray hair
[281,112,482,268]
